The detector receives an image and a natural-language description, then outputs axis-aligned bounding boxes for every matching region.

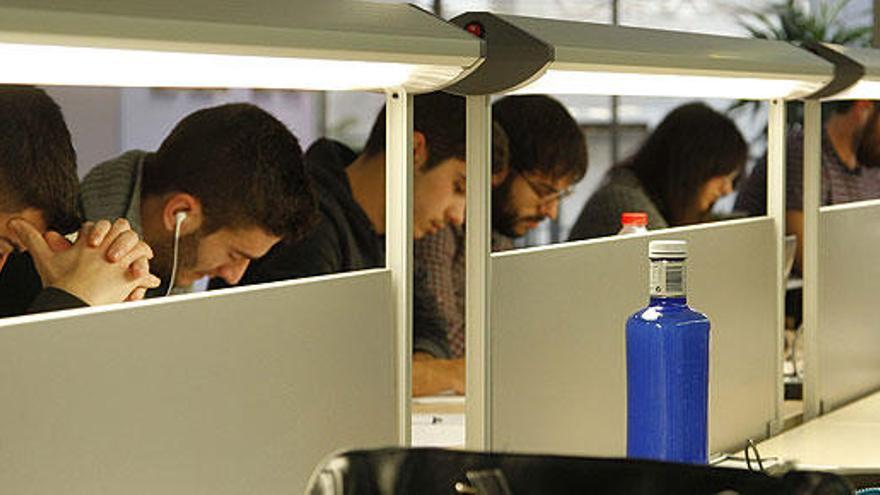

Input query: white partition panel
[0,270,395,495]
[490,218,777,456]
[816,200,880,413]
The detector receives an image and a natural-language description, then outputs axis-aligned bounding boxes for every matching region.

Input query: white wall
[43,87,325,178]
[119,88,323,156]
[45,86,121,178]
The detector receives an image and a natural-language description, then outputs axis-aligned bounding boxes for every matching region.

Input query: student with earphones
[77,103,317,296]
[0,86,160,316]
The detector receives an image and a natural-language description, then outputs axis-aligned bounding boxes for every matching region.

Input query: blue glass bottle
[626,240,710,464]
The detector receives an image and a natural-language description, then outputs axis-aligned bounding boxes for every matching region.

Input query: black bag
[307,447,852,495]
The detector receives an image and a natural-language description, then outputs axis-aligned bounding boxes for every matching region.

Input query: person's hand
[10,219,160,306]
[79,219,154,300]
[412,352,465,397]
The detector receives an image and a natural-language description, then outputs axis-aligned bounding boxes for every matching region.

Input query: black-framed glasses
[514,168,574,205]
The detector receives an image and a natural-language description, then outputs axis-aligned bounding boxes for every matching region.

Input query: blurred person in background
[736,101,880,272]
[569,102,746,241]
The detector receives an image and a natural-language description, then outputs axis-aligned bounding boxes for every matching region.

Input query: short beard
[149,229,201,285]
[856,110,880,168]
[492,177,520,238]
[492,176,546,238]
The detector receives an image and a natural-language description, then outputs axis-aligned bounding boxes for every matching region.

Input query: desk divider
[488,218,778,456]
[814,200,880,413]
[0,269,396,495]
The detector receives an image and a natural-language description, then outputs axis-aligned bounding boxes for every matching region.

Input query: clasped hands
[8,218,160,306]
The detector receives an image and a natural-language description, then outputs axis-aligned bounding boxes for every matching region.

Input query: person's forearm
[412,355,464,397]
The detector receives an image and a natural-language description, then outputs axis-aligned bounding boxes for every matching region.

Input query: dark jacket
[0,252,87,316]
[234,138,380,280]
[213,139,451,358]
[568,167,669,241]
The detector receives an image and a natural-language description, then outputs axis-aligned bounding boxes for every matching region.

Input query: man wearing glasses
[413,95,588,396]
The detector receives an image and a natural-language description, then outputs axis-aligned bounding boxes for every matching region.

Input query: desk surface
[409,393,880,467]
[412,395,465,447]
[755,390,880,473]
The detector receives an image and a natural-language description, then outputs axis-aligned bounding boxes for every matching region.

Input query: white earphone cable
[165,213,185,297]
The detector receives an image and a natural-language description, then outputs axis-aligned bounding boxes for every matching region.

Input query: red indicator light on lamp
[465,22,484,38]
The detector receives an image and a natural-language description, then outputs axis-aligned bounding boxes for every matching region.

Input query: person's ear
[491,164,510,188]
[855,100,875,124]
[413,131,428,171]
[162,193,202,234]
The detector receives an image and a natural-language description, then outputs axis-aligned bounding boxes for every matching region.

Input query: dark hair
[824,100,858,116]
[491,120,510,175]
[624,102,747,225]
[142,103,317,240]
[492,95,588,183]
[363,92,468,170]
[0,85,80,233]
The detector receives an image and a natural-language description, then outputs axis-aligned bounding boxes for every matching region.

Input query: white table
[412,395,465,447]
[753,390,880,474]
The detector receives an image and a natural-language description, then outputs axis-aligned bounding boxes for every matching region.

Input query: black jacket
[0,252,87,316]
[213,139,451,358]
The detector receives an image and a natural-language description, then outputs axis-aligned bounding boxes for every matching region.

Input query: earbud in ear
[174,211,188,225]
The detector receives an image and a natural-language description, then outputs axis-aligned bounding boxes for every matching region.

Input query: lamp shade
[449,12,834,99]
[0,0,483,92]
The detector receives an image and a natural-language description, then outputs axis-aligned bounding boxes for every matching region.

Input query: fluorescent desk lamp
[0,0,483,91]
[446,13,834,99]
[808,45,880,100]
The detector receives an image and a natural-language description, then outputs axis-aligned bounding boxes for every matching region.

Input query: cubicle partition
[489,218,778,455]
[0,270,395,494]
[812,200,880,413]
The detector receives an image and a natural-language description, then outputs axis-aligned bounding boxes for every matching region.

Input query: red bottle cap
[621,212,648,227]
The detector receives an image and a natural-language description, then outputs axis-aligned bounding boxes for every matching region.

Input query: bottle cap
[649,240,687,259]
[621,212,648,227]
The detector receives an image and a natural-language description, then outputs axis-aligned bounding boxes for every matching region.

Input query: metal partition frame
[386,90,414,444]
[487,219,779,456]
[465,95,493,448]
[0,270,395,494]
[803,99,824,419]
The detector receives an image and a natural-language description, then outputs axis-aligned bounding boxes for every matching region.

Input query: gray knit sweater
[80,150,147,236]
[568,167,669,241]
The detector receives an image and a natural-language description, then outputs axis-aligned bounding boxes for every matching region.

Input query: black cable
[744,439,764,472]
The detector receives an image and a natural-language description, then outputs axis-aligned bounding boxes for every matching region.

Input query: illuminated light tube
[0,42,422,90]
[510,69,827,99]
[825,80,880,100]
